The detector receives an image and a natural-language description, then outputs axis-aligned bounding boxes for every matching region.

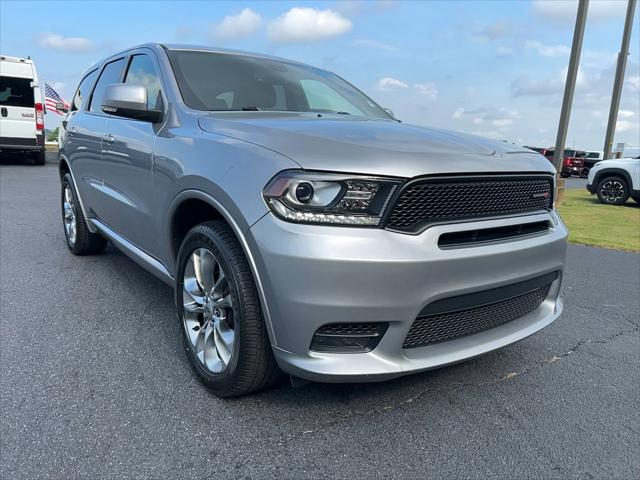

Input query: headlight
[263,170,401,226]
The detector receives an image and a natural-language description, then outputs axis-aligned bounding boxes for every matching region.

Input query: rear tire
[61,173,108,254]
[34,150,46,165]
[176,221,281,397]
[596,175,629,205]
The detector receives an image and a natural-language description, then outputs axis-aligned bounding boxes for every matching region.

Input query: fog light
[310,323,388,353]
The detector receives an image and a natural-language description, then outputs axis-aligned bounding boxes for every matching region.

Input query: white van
[0,55,46,165]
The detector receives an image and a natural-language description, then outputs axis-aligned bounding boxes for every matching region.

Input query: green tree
[47,127,59,142]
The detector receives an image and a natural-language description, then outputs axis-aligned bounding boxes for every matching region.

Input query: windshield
[167,50,392,119]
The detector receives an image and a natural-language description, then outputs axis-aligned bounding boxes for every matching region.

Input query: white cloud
[618,110,635,119]
[413,82,438,99]
[37,33,94,52]
[614,120,638,133]
[451,106,518,130]
[211,8,262,41]
[452,107,465,119]
[524,40,570,58]
[268,8,352,43]
[511,67,586,97]
[628,75,640,92]
[492,118,513,127]
[376,77,409,91]
[532,0,627,25]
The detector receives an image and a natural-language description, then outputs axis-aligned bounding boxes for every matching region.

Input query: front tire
[176,221,280,397]
[596,175,629,205]
[61,173,108,254]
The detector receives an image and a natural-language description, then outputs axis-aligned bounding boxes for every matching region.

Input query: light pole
[603,0,637,160]
[552,0,589,203]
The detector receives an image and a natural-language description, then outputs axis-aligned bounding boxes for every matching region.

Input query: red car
[525,147,588,178]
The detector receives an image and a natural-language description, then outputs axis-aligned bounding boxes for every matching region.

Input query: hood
[198,112,553,178]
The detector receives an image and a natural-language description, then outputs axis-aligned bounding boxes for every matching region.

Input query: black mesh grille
[403,283,551,349]
[315,323,384,336]
[385,176,553,232]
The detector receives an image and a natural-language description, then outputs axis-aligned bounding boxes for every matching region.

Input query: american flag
[44,83,70,115]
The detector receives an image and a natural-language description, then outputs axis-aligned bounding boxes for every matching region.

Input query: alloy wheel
[182,248,236,374]
[600,180,625,203]
[63,185,77,245]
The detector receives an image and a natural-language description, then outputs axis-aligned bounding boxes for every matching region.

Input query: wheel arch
[57,155,97,233]
[167,190,276,345]
[594,168,633,191]
[58,155,70,180]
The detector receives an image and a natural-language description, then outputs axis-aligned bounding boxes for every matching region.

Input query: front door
[99,52,165,257]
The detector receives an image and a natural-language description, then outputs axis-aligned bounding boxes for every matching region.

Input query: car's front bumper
[248,210,568,382]
[586,182,596,194]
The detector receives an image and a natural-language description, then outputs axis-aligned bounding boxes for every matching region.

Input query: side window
[89,58,125,113]
[124,54,162,110]
[71,69,98,111]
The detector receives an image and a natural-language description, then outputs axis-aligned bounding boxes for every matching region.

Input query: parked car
[0,54,46,164]
[585,151,602,168]
[58,44,568,397]
[587,157,640,205]
[542,148,588,178]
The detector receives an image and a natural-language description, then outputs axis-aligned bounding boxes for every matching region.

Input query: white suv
[0,54,46,165]
[587,158,640,205]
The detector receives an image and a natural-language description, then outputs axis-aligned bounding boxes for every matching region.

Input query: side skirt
[89,218,174,286]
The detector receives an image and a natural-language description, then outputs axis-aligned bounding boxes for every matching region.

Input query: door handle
[102,134,115,144]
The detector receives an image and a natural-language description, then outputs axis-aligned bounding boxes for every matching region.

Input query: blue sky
[1,0,638,151]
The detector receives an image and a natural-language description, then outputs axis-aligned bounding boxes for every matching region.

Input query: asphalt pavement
[1,157,639,480]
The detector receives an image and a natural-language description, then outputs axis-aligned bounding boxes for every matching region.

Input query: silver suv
[59,44,568,397]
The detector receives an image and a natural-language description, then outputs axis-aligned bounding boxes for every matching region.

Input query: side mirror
[101,83,162,123]
[56,102,68,113]
[383,107,396,119]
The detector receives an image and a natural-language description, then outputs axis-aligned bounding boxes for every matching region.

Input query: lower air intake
[403,273,556,349]
[310,323,388,353]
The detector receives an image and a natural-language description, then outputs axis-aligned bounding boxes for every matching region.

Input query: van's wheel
[61,173,108,254]
[596,175,629,205]
[34,150,46,165]
[176,221,281,397]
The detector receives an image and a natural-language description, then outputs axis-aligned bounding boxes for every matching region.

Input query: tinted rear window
[0,76,34,107]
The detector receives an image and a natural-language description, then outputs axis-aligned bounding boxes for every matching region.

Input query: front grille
[403,274,555,349]
[385,176,553,233]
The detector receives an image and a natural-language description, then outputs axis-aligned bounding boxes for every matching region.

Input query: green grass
[557,189,640,252]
